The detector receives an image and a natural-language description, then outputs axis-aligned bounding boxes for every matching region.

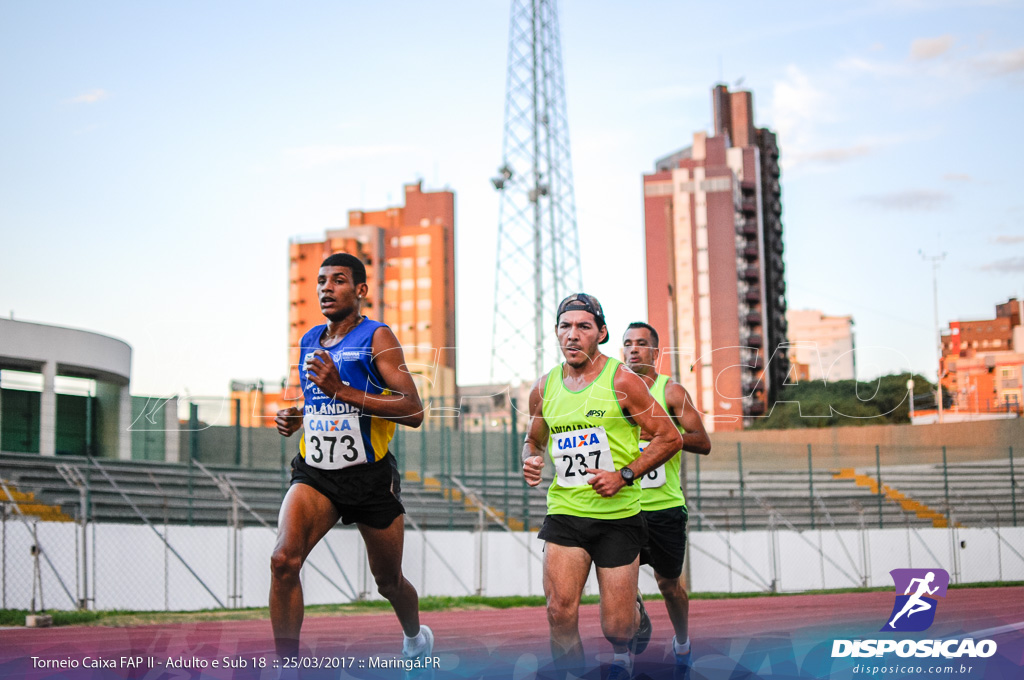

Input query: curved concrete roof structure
[0,318,131,385]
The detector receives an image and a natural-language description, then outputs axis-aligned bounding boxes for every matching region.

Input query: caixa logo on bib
[882,568,949,632]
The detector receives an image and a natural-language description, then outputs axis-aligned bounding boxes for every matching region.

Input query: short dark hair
[625,321,659,348]
[320,253,367,285]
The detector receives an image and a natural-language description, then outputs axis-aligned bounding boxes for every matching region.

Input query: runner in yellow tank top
[522,294,683,680]
[623,322,711,675]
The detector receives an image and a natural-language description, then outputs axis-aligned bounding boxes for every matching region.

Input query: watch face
[621,467,635,484]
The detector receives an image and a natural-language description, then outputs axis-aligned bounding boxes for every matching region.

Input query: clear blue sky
[2,1,1022,399]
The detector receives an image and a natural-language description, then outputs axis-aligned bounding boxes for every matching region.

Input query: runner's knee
[374,570,405,600]
[657,575,687,600]
[600,605,636,643]
[546,596,580,631]
[270,547,303,582]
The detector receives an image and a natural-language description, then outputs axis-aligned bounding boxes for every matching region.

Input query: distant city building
[288,181,456,414]
[228,380,285,429]
[643,84,789,431]
[941,297,1023,415]
[787,362,811,383]
[945,352,1023,415]
[786,310,856,382]
[456,382,532,431]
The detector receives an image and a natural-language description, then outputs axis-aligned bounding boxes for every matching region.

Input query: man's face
[557,310,606,368]
[317,266,367,320]
[622,327,658,375]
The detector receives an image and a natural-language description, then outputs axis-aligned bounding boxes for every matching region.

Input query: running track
[1,587,1021,679]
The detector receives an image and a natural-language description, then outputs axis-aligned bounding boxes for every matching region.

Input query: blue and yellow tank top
[639,374,686,511]
[298,318,396,470]
[541,357,641,519]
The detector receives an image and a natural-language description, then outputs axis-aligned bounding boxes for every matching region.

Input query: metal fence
[174,397,525,476]
[682,443,1020,531]
[1,410,1022,613]
[0,453,547,612]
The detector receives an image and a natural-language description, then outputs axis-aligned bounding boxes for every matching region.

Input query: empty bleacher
[446,459,1020,532]
[447,468,922,532]
[852,460,1021,527]
[0,452,482,530]
[3,451,1017,532]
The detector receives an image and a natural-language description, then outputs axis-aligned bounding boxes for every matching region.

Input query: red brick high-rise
[941,297,1023,413]
[643,85,789,431]
[288,181,456,412]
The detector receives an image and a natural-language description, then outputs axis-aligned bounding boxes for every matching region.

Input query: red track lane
[2,587,1022,673]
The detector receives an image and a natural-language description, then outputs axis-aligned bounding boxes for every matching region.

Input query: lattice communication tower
[489,0,582,383]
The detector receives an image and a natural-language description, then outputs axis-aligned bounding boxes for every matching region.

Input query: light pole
[920,251,946,423]
[907,378,915,422]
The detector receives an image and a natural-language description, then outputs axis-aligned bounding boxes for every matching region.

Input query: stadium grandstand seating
[445,458,1019,531]
[445,469,920,532]
[2,452,1017,532]
[0,452,482,530]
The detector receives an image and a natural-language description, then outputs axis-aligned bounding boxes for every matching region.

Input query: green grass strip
[1,581,1018,627]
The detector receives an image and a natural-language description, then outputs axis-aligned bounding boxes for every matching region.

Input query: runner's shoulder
[300,324,327,346]
[531,373,550,409]
[369,322,402,352]
[613,361,649,394]
[663,378,692,405]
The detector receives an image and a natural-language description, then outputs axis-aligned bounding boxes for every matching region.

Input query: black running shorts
[290,452,405,529]
[537,513,648,568]
[639,506,688,579]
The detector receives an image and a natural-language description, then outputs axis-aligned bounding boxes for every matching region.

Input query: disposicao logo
[831,567,998,660]
[882,568,949,632]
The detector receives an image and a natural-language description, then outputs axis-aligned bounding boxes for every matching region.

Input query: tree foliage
[751,372,939,430]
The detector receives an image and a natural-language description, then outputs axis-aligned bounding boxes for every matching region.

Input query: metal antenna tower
[490,0,582,383]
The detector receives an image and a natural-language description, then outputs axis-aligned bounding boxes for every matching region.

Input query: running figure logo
[881,568,950,632]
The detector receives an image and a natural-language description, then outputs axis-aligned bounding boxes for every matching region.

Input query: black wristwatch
[620,467,636,486]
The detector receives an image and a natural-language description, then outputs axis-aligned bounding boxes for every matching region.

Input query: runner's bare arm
[664,381,711,455]
[522,375,550,487]
[586,366,683,497]
[304,326,424,427]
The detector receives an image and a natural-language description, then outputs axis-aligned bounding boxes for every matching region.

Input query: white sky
[2,1,1022,400]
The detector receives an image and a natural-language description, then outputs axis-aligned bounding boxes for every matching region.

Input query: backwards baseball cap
[556,293,609,344]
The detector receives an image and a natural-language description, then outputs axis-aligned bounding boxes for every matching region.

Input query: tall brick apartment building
[643,84,789,431]
[287,182,456,412]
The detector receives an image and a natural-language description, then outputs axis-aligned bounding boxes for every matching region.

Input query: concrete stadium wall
[5,521,1022,612]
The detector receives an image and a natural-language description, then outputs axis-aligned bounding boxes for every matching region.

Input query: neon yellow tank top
[541,358,641,519]
[639,374,687,512]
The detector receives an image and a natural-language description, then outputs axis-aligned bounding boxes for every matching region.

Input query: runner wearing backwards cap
[523,293,684,680]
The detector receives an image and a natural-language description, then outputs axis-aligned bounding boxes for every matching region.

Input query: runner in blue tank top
[270,253,434,665]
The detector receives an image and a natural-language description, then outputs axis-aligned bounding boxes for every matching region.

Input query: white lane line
[941,620,1024,640]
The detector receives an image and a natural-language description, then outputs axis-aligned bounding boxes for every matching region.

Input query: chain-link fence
[2,403,1022,612]
[0,451,549,612]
